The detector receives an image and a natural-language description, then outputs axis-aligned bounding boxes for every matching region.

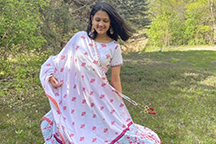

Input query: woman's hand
[49,76,64,88]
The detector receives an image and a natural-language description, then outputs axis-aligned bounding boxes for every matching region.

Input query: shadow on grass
[116,50,216,144]
[1,50,216,143]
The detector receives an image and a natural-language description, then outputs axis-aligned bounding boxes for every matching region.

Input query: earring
[91,25,95,33]
[110,27,114,34]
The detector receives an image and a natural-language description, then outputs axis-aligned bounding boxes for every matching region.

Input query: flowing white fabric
[40,31,161,144]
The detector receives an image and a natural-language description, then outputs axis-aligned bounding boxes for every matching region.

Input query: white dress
[40,31,161,144]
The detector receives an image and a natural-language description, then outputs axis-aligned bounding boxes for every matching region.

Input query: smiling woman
[87,2,132,42]
[40,2,161,144]
[92,11,111,37]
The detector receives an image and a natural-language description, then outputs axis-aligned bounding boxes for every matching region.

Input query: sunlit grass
[1,50,216,143]
[117,50,216,144]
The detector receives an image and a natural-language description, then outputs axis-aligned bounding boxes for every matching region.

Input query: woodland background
[1,0,216,143]
[1,0,216,58]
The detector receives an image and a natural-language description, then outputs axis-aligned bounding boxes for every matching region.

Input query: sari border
[45,93,66,144]
[110,121,133,144]
[59,132,66,144]
[43,116,52,125]
[46,93,61,112]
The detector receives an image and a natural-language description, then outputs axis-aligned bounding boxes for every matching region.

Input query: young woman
[40,2,161,144]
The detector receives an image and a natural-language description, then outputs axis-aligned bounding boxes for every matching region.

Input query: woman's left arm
[111,66,122,93]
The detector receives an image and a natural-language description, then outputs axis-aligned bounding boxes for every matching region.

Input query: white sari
[40,31,161,144]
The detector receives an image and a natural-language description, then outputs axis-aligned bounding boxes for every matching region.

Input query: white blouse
[95,40,123,73]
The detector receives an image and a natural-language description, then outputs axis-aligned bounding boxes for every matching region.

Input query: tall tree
[39,0,151,52]
[113,0,151,30]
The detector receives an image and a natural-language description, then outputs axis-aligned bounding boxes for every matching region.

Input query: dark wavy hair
[87,2,133,41]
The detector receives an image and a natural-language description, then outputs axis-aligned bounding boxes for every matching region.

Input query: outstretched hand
[49,76,64,88]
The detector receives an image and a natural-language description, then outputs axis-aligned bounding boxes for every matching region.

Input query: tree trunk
[209,0,216,43]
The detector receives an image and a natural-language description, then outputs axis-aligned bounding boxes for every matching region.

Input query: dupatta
[40,31,137,144]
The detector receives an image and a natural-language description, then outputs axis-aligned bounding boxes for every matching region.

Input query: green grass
[1,50,216,143]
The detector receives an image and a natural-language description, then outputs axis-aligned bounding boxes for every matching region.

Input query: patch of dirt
[177,46,216,51]
[121,37,216,52]
[121,38,148,52]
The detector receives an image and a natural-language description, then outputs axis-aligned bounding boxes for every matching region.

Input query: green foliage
[0,0,49,75]
[0,0,49,52]
[148,0,216,48]
[40,2,74,53]
[183,0,212,45]
[0,0,152,58]
[147,12,174,48]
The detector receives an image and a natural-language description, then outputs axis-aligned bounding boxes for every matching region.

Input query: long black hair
[87,2,133,41]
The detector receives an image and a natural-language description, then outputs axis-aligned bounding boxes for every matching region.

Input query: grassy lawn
[1,50,216,143]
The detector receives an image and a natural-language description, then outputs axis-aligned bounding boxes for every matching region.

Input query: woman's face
[92,10,110,36]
